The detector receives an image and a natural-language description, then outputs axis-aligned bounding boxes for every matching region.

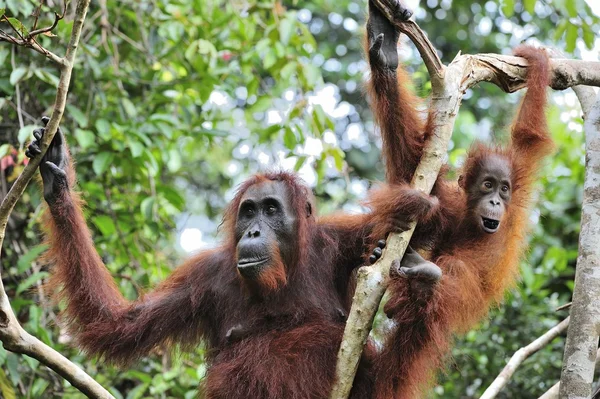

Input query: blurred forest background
[0,0,599,397]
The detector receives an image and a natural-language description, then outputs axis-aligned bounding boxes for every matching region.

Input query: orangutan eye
[266,205,277,215]
[501,185,509,192]
[483,181,492,189]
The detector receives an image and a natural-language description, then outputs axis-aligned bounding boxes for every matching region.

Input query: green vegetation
[0,0,597,397]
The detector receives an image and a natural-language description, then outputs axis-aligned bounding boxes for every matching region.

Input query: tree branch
[330,5,600,398]
[481,317,570,399]
[558,87,600,398]
[0,1,114,398]
[539,348,600,399]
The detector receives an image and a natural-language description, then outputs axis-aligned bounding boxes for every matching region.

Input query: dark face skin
[235,181,297,279]
[468,155,512,234]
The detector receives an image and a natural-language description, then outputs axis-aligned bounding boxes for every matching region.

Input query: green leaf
[565,0,577,17]
[140,197,155,220]
[9,66,27,85]
[582,22,595,49]
[17,245,48,274]
[6,17,28,36]
[16,272,49,295]
[6,353,18,386]
[0,9,5,20]
[122,97,137,118]
[279,17,294,45]
[283,126,297,149]
[66,104,88,127]
[92,152,114,175]
[523,0,535,13]
[127,139,144,158]
[92,215,116,236]
[280,61,297,81]
[167,148,182,172]
[17,125,36,146]
[501,0,514,17]
[0,368,15,399]
[263,49,277,69]
[30,378,49,397]
[553,20,568,41]
[126,383,149,399]
[74,129,96,149]
[95,119,111,140]
[33,69,59,87]
[565,23,578,52]
[0,144,11,159]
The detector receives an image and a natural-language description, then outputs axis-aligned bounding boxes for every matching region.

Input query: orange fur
[366,37,553,398]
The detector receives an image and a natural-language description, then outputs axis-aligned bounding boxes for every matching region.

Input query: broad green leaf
[66,105,88,127]
[6,17,28,36]
[283,126,297,149]
[33,69,59,87]
[31,378,49,397]
[92,215,116,236]
[126,383,149,399]
[9,66,27,85]
[17,125,36,146]
[565,23,578,52]
[17,245,48,274]
[523,0,535,14]
[554,20,568,41]
[565,0,577,17]
[0,368,15,399]
[92,152,114,175]
[16,271,49,295]
[0,144,10,158]
[279,17,294,45]
[141,197,155,220]
[167,148,182,172]
[122,97,137,118]
[74,129,96,149]
[6,353,18,386]
[263,49,277,69]
[129,140,144,158]
[582,22,595,49]
[0,9,5,19]
[501,0,514,17]
[95,119,111,140]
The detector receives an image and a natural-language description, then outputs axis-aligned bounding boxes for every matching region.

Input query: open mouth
[481,217,500,233]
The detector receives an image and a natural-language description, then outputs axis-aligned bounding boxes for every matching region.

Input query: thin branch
[0,1,114,397]
[0,30,65,66]
[2,15,25,40]
[481,317,570,399]
[27,11,63,39]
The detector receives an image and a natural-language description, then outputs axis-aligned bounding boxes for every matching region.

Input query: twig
[0,1,115,397]
[481,317,570,399]
[556,302,571,311]
[11,47,24,131]
[0,30,65,66]
[538,348,600,399]
[27,10,64,39]
[2,15,25,40]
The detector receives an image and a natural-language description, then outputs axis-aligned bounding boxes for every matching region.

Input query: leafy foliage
[0,0,596,397]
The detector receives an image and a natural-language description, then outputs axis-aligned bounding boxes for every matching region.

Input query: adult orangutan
[26,113,441,398]
[364,1,554,396]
